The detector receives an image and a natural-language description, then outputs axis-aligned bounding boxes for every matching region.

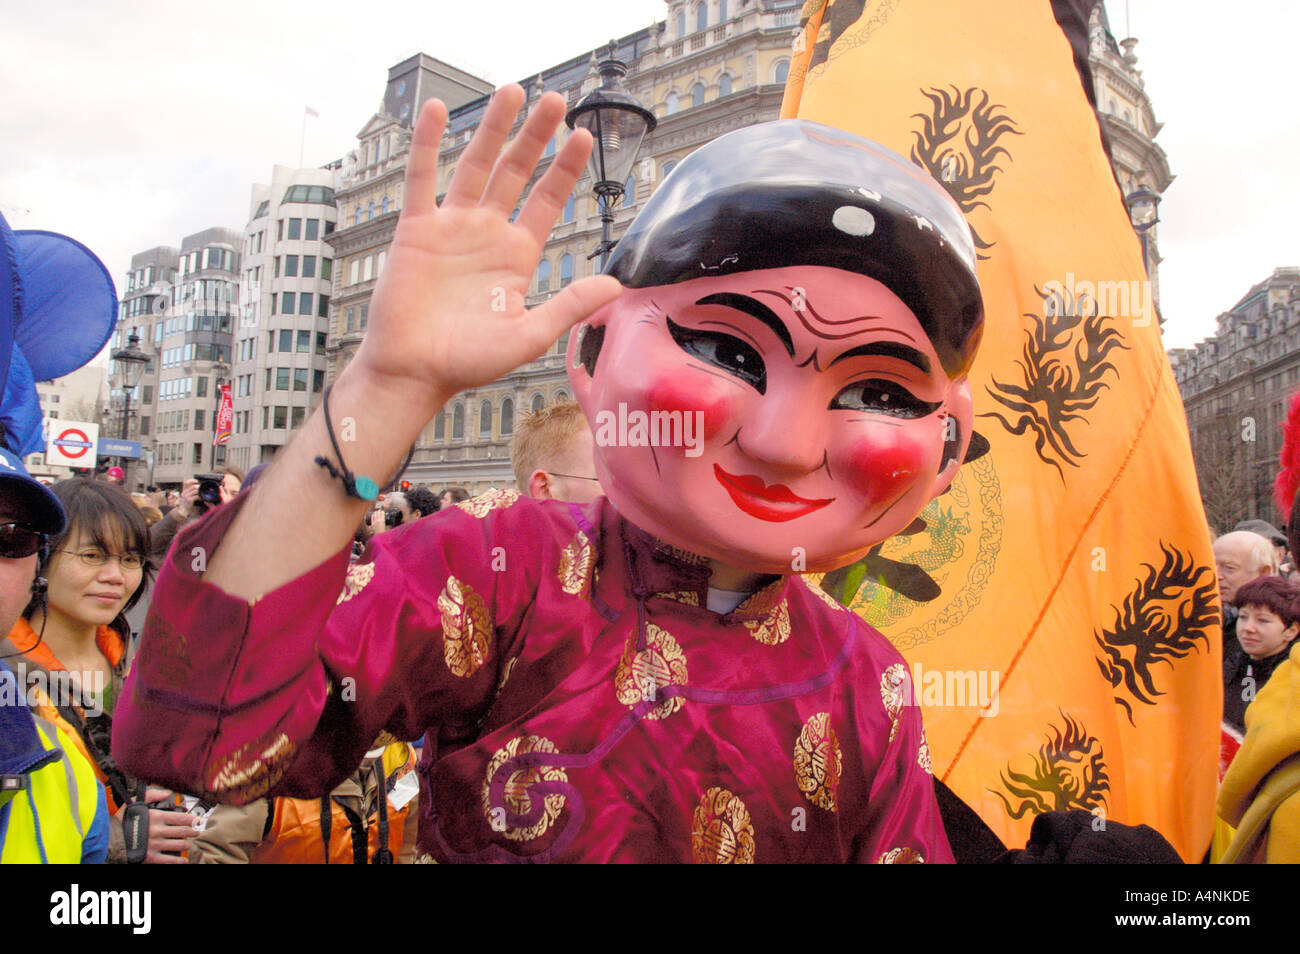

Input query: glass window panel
[279,329,292,351]
[296,330,311,353]
[305,218,319,240]
[288,218,302,240]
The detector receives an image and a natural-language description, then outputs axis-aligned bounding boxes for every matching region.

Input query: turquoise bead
[354,475,379,501]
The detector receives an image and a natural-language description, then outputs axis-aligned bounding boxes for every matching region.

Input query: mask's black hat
[604,119,984,375]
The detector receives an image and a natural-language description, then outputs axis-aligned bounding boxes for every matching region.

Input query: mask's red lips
[714,464,833,522]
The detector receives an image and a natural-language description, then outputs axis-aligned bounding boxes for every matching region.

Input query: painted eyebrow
[694,293,794,357]
[828,341,931,374]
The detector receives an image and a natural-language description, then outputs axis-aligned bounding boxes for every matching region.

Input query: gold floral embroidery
[917,729,932,775]
[656,590,700,606]
[412,853,438,864]
[439,576,492,677]
[733,581,781,619]
[456,488,520,518]
[614,623,688,721]
[481,735,568,842]
[877,847,925,864]
[794,712,842,812]
[203,732,296,802]
[497,656,518,691]
[691,787,756,864]
[558,531,594,598]
[337,561,375,604]
[743,598,791,645]
[880,663,908,742]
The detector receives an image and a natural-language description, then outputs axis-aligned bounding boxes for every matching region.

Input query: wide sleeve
[849,653,955,864]
[187,800,270,864]
[113,489,542,805]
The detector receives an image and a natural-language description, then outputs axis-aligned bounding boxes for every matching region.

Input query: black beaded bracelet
[314,383,413,501]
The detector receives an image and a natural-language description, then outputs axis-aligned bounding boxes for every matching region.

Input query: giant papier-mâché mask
[568,120,984,576]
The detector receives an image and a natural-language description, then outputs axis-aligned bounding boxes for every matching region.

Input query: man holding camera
[149,468,243,563]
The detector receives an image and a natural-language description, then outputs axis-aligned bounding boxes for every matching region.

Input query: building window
[543,137,555,158]
[282,292,295,314]
[301,255,316,278]
[691,83,706,108]
[321,258,332,281]
[274,406,287,429]
[774,60,790,85]
[382,196,389,215]
[299,293,313,315]
[719,0,727,19]
[305,218,319,240]
[531,393,544,413]
[662,159,678,181]
[195,410,205,432]
[452,404,464,440]
[434,409,445,441]
[276,368,289,390]
[624,174,636,209]
[676,9,685,36]
[296,330,311,353]
[355,207,362,226]
[350,259,360,285]
[267,330,275,353]
[279,329,292,352]
[196,376,208,398]
[288,218,302,240]
[262,406,269,429]
[285,255,299,277]
[718,73,732,97]
[562,194,574,224]
[291,406,305,429]
[193,443,203,464]
[363,256,373,282]
[500,398,514,436]
[479,400,492,438]
[559,254,574,288]
[313,370,324,393]
[666,91,679,115]
[359,304,368,329]
[368,202,375,221]
[696,2,707,31]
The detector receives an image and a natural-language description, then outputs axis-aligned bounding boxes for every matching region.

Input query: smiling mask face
[569,264,973,575]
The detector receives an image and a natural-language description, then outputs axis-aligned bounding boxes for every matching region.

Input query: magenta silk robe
[114,488,952,863]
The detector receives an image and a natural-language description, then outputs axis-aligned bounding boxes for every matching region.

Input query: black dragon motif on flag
[981,284,1128,478]
[994,712,1109,819]
[909,85,1022,258]
[1095,543,1218,724]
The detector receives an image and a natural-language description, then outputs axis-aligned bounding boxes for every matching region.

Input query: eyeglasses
[54,549,145,570]
[0,523,45,560]
[549,472,600,482]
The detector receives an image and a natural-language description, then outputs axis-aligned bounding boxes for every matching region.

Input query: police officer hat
[605,120,984,375]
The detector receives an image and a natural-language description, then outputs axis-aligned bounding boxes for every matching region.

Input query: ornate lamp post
[1124,184,1161,274]
[565,41,657,269]
[110,331,149,486]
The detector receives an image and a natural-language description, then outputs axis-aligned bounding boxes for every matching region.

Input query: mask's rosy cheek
[840,427,935,507]
[647,370,735,441]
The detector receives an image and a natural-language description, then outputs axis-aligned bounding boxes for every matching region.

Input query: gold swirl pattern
[203,732,296,803]
[456,487,521,518]
[733,581,781,619]
[481,735,569,842]
[558,530,594,598]
[497,656,518,691]
[794,712,842,812]
[743,598,791,645]
[877,847,926,864]
[917,729,932,775]
[614,623,688,720]
[880,663,908,742]
[336,561,375,604]
[656,590,700,606]
[691,787,756,864]
[439,576,492,677]
[804,579,849,613]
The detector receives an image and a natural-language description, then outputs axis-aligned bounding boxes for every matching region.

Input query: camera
[194,473,224,514]
[384,507,404,528]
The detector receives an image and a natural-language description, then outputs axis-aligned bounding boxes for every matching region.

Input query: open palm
[356,85,622,409]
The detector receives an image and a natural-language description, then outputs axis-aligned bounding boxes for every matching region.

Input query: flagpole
[299,110,307,167]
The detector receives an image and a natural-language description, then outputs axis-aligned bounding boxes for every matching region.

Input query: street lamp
[565,40,657,269]
[110,331,149,486]
[1124,184,1161,273]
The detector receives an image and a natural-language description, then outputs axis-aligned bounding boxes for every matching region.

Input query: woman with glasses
[0,477,198,862]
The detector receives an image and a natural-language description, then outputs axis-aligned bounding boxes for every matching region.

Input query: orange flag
[786,0,1219,860]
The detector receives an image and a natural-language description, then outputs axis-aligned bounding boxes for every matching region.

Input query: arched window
[718,73,732,97]
[662,159,678,181]
[368,202,375,221]
[479,400,493,438]
[623,174,636,208]
[560,254,574,288]
[500,398,514,436]
[354,207,362,226]
[531,393,544,413]
[696,2,707,31]
[562,194,575,224]
[536,259,551,293]
[381,196,389,214]
[434,409,445,441]
[774,60,790,85]
[676,9,686,36]
[555,390,569,402]
[452,404,464,440]
[691,83,706,108]
[666,91,679,115]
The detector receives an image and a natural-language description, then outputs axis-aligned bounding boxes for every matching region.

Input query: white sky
[2,0,1293,352]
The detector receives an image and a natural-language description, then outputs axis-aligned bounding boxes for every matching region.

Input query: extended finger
[443,85,526,210]
[479,91,567,215]
[514,126,594,245]
[403,98,450,218]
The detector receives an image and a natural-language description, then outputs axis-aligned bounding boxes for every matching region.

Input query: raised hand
[354,84,622,413]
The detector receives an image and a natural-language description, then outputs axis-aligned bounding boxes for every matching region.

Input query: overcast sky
[2,0,1293,353]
